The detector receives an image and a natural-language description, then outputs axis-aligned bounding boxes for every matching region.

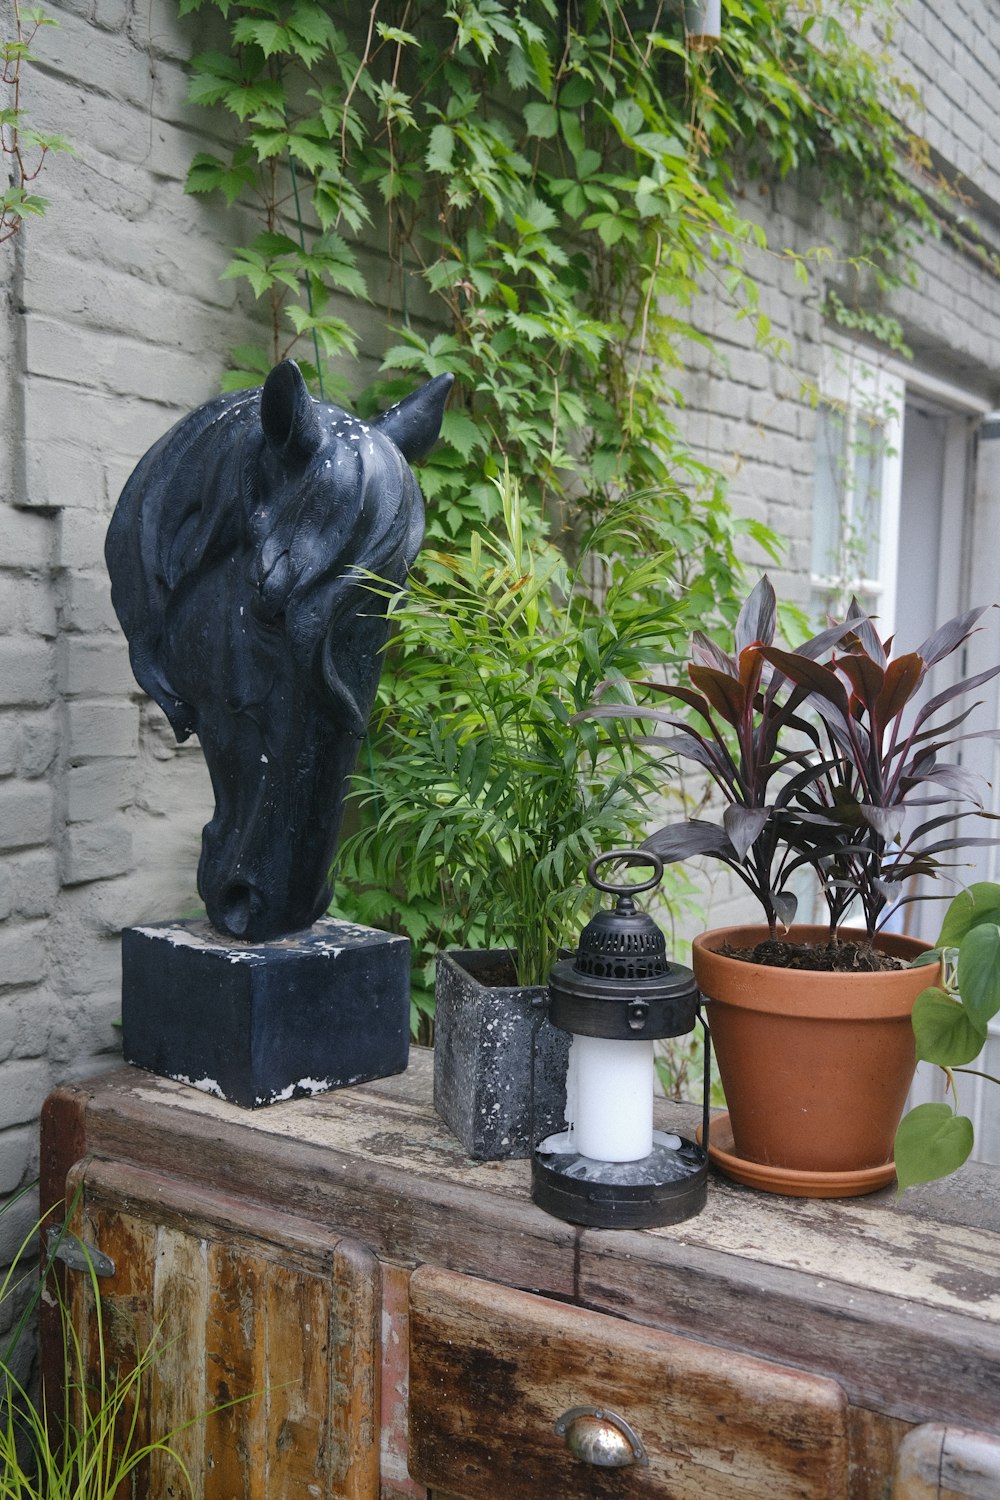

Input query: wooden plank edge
[579,1234,1000,1434]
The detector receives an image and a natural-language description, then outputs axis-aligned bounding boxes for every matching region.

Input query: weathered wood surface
[65,1158,381,1499]
[893,1424,1000,1499]
[576,1225,1000,1432]
[63,1058,578,1301]
[45,1050,1000,1476]
[409,1264,849,1499]
[380,1261,427,1500]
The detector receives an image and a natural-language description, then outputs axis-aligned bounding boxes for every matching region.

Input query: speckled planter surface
[433,949,569,1160]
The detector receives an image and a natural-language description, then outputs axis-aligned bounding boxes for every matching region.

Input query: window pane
[811,404,844,581]
[852,417,884,581]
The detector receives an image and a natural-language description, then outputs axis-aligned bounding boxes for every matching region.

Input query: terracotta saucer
[696,1112,897,1199]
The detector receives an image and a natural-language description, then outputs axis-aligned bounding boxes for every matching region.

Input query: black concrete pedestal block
[121,917,410,1108]
[433,949,569,1160]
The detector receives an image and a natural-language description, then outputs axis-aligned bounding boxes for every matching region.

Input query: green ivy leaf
[440,410,483,460]
[523,101,558,139]
[426,124,455,172]
[894,1103,974,1191]
[525,39,552,95]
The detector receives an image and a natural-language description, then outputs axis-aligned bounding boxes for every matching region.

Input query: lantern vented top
[547,851,698,1041]
[573,855,670,981]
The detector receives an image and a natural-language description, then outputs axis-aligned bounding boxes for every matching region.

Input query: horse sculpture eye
[105,358,453,942]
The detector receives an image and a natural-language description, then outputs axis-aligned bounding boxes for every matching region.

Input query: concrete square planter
[433,949,569,1160]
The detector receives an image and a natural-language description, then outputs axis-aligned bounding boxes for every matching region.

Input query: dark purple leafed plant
[586,577,1000,945]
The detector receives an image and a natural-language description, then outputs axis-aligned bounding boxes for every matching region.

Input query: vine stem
[1,0,47,243]
[955,1067,1000,1089]
[287,152,324,399]
[625,231,663,436]
[340,3,380,176]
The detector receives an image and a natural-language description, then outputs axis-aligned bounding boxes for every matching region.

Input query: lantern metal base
[531,1130,708,1228]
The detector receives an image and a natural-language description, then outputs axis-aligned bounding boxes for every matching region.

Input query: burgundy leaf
[783,710,824,747]
[689,664,747,728]
[895,729,1000,783]
[794,616,865,662]
[906,758,988,805]
[773,760,836,806]
[636,733,727,773]
[858,805,905,842]
[783,807,849,828]
[916,605,989,667]
[758,647,851,716]
[815,697,869,761]
[691,630,737,675]
[723,805,771,860]
[845,597,888,667]
[835,652,885,716]
[735,576,777,656]
[642,821,736,861]
[771,890,798,927]
[887,705,980,760]
[738,644,768,703]
[660,680,729,719]
[911,664,1000,733]
[873,653,926,726]
[903,835,1000,858]
[903,809,1000,847]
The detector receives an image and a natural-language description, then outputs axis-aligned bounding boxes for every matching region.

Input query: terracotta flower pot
[692,925,939,1178]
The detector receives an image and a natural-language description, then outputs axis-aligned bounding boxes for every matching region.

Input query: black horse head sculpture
[106,359,451,942]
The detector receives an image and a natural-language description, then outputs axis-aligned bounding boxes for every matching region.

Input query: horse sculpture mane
[106,359,451,942]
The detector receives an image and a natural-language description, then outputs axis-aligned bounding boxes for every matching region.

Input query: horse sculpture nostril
[219,883,254,938]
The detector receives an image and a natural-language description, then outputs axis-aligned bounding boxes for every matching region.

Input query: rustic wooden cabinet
[40,1051,1000,1500]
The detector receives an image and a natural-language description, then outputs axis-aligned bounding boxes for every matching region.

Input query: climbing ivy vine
[177,0,938,530]
[175,0,943,1025]
[0,1,69,242]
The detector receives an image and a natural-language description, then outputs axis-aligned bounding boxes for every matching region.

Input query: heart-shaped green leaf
[911,986,987,1067]
[894,1103,974,1191]
[937,882,1000,946]
[957,923,1000,1028]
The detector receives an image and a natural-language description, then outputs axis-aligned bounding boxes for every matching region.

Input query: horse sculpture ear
[374,372,454,462]
[260,359,324,461]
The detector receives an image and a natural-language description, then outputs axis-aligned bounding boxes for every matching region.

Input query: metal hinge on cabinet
[46,1229,115,1279]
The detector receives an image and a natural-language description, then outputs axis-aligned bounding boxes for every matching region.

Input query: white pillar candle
[571,1034,654,1162]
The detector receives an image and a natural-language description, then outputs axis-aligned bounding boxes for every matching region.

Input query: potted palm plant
[341,468,685,1158]
[587,577,1000,1195]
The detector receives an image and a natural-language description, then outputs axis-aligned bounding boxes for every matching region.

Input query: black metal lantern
[532,850,710,1229]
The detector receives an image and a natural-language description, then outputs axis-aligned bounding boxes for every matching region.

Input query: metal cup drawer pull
[554,1406,649,1468]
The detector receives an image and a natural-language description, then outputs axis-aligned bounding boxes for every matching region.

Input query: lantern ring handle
[586,849,664,897]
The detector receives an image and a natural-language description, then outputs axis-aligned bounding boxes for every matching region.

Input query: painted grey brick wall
[0,0,261,1222]
[667,0,1000,934]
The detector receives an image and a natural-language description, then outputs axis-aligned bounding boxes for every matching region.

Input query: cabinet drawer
[409,1266,848,1499]
[65,1160,381,1500]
